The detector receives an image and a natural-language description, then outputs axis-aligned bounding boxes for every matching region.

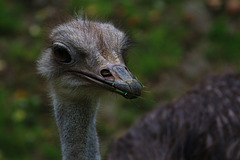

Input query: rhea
[37,19,142,160]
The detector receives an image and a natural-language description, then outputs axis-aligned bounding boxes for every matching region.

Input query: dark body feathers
[108,74,240,160]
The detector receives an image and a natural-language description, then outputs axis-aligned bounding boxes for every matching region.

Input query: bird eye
[52,44,72,64]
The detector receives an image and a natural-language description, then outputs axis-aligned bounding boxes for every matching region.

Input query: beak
[106,65,142,99]
[69,65,142,99]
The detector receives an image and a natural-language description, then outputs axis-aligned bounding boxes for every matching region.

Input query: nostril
[101,69,112,77]
[100,69,115,81]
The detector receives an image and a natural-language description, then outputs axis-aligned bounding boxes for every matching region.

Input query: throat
[52,94,101,160]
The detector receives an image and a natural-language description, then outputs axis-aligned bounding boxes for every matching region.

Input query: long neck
[52,92,101,160]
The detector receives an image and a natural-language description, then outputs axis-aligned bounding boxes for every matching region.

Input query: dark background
[0,0,240,159]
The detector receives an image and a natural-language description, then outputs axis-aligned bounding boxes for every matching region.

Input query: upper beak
[105,65,142,99]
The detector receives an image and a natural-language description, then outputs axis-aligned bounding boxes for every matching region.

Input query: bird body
[107,74,240,160]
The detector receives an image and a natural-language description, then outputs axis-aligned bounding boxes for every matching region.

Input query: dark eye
[52,44,72,63]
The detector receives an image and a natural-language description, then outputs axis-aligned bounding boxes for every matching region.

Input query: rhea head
[38,19,142,100]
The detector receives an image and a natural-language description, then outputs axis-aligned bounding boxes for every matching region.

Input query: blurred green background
[0,0,240,159]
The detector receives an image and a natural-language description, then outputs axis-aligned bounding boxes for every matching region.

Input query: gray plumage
[37,18,142,160]
[107,74,240,160]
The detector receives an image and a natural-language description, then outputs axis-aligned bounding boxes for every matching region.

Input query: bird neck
[52,92,101,160]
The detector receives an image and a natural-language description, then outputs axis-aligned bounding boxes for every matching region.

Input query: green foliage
[7,40,44,62]
[131,26,183,77]
[1,0,240,159]
[0,0,23,33]
[206,17,240,64]
[69,0,114,16]
[0,87,60,160]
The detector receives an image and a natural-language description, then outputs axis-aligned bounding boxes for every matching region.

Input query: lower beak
[110,65,142,99]
[101,65,142,99]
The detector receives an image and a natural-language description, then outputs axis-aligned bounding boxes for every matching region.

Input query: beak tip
[119,81,142,99]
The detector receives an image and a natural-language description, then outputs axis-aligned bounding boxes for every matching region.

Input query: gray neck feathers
[52,92,101,160]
